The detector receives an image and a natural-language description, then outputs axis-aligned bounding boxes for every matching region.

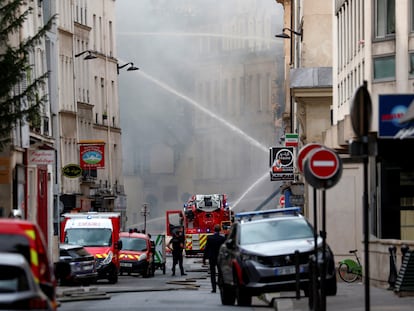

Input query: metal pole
[312,187,320,311]
[363,147,370,311]
[321,190,327,311]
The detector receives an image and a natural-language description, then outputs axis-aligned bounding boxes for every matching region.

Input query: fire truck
[166,194,233,256]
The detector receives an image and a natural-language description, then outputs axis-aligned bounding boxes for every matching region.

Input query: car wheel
[218,272,235,305]
[142,265,151,278]
[108,270,118,284]
[324,273,337,296]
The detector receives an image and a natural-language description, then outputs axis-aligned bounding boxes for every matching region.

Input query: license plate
[82,265,93,271]
[275,266,296,276]
[120,262,132,267]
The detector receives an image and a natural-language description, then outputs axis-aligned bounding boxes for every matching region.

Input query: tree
[0,0,55,151]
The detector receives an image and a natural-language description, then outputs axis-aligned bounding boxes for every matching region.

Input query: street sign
[351,82,372,137]
[308,148,340,179]
[296,143,322,173]
[304,147,342,189]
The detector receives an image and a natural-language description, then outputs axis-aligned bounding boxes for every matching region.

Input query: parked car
[119,230,154,277]
[217,207,337,306]
[56,244,98,286]
[0,252,54,310]
[0,219,57,310]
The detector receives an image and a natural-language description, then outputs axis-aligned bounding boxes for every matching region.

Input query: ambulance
[60,212,122,284]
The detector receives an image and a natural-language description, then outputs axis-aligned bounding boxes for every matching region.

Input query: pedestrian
[167,230,187,276]
[203,224,226,293]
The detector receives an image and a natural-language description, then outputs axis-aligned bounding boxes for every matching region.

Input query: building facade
[56,0,127,230]
[278,0,414,287]
[117,0,285,232]
[0,0,57,258]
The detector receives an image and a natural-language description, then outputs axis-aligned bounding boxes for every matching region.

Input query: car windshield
[60,247,91,259]
[120,237,147,251]
[0,235,31,264]
[64,228,112,247]
[239,218,313,245]
[0,265,29,293]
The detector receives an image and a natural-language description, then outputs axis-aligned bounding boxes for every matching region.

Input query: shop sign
[378,94,414,138]
[80,144,105,169]
[269,146,294,181]
[28,150,55,165]
[62,164,82,178]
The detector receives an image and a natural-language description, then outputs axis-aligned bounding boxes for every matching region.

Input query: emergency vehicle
[60,212,122,284]
[166,194,233,256]
[0,219,58,310]
[118,230,154,277]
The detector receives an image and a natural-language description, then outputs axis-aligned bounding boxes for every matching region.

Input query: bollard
[308,255,320,311]
[388,246,397,290]
[295,250,300,300]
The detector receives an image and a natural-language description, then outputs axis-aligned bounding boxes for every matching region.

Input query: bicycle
[338,249,363,282]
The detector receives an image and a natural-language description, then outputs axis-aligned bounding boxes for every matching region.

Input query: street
[57,256,274,311]
[57,255,414,311]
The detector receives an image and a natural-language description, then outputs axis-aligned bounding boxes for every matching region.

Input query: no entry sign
[297,143,322,173]
[304,147,342,189]
[308,148,340,179]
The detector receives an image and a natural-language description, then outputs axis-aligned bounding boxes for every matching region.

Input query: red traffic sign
[303,147,342,189]
[279,195,285,207]
[297,143,322,173]
[308,148,340,179]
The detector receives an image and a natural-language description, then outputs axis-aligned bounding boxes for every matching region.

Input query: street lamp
[117,62,139,74]
[141,203,150,234]
[275,28,303,39]
[74,50,97,60]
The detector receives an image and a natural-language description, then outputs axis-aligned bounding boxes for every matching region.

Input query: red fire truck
[166,194,233,256]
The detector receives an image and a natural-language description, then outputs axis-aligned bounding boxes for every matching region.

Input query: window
[375,0,395,38]
[373,55,395,80]
[411,0,414,32]
[409,53,414,75]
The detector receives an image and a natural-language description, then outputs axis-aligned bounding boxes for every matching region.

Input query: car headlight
[138,253,147,261]
[240,250,258,262]
[102,251,113,265]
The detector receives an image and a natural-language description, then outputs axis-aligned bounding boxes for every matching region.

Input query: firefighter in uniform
[168,230,187,276]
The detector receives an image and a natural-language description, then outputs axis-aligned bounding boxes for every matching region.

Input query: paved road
[265,281,414,311]
[57,256,414,310]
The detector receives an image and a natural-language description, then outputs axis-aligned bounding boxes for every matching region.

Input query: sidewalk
[265,282,414,310]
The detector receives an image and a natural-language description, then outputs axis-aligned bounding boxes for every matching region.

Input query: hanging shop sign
[79,143,105,169]
[62,164,82,178]
[269,146,294,181]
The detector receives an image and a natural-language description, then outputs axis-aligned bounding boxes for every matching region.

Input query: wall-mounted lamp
[275,28,303,39]
[74,50,97,60]
[117,62,139,74]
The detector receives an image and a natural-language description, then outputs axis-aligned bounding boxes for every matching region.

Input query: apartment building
[278,0,414,286]
[56,0,127,229]
[117,1,285,230]
[0,0,56,257]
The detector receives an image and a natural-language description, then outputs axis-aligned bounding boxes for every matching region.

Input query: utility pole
[141,203,150,234]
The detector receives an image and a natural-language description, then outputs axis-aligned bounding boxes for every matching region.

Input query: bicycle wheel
[338,263,359,283]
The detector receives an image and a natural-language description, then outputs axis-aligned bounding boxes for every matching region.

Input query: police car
[217,207,337,306]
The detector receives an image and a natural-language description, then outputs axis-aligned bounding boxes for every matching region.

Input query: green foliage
[0,0,56,151]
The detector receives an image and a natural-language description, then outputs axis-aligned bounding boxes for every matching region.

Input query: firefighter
[203,224,226,293]
[167,230,186,276]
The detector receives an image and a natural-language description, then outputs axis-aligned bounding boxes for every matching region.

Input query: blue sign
[379,94,414,138]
